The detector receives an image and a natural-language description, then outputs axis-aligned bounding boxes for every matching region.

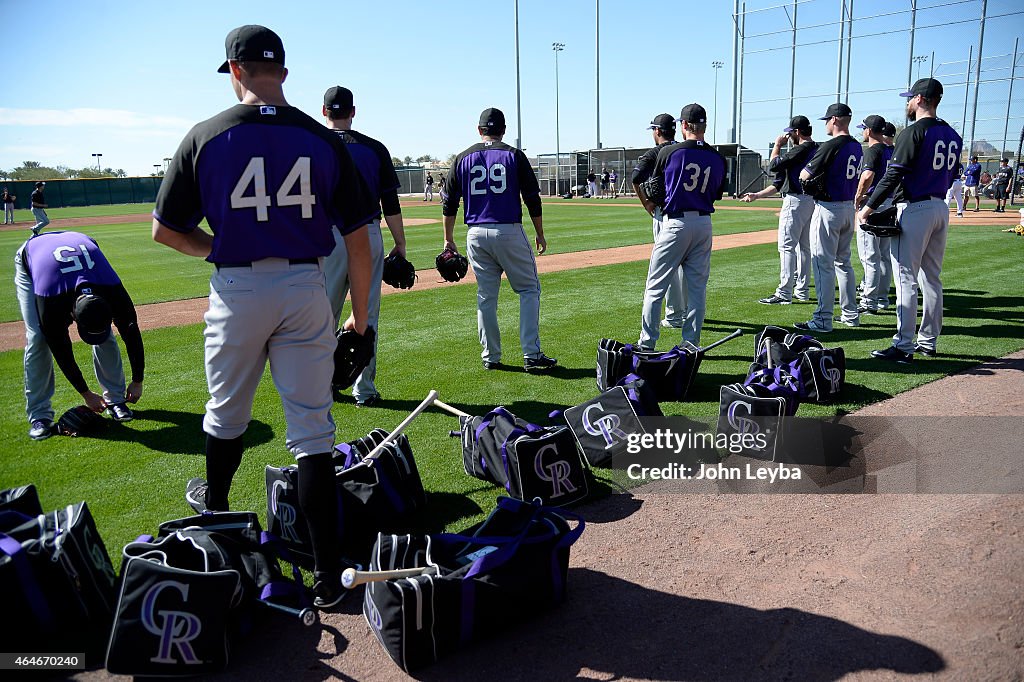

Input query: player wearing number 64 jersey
[441,107,556,372]
[859,78,963,363]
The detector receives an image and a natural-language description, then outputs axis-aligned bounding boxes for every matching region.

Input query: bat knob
[300,608,318,627]
[342,567,358,589]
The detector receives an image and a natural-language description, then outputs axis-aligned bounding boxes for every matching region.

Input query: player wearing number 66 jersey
[637,103,726,349]
[153,25,378,609]
[859,78,963,363]
[15,231,145,440]
[795,102,863,334]
[441,107,556,372]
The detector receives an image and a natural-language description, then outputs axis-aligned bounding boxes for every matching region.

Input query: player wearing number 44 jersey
[859,78,962,363]
[441,107,556,372]
[153,25,378,609]
[637,104,726,349]
[795,102,863,334]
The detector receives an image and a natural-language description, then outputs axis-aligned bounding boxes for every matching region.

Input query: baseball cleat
[871,346,914,364]
[185,477,211,514]
[794,320,832,333]
[660,319,683,328]
[832,315,861,327]
[856,305,878,315]
[108,403,134,422]
[313,571,346,609]
[914,345,937,357]
[29,419,54,441]
[524,354,558,372]
[794,294,811,302]
[956,212,964,217]
[482,360,502,370]
[355,393,381,408]
[758,295,791,305]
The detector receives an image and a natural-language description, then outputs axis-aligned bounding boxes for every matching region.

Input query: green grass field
[1,202,1021,570]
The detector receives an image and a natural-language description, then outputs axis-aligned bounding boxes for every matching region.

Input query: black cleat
[185,477,211,514]
[914,345,937,357]
[871,346,913,364]
[313,571,346,609]
[524,354,558,372]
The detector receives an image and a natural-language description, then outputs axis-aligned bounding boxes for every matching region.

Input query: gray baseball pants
[653,208,685,324]
[810,200,858,330]
[640,212,712,348]
[891,199,949,353]
[466,222,543,362]
[858,198,893,308]
[775,193,813,300]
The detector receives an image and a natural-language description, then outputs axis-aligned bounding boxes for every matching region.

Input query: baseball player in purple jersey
[152,25,377,608]
[859,78,963,363]
[633,113,685,328]
[637,104,726,349]
[15,231,144,440]
[963,155,982,211]
[795,102,863,333]
[853,114,894,314]
[742,115,817,305]
[321,85,404,407]
[441,107,556,372]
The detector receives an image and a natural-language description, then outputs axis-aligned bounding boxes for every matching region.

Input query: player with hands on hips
[858,78,962,363]
[441,107,556,372]
[15,231,145,440]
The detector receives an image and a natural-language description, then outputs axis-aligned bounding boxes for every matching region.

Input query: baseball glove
[56,405,106,437]
[435,248,469,283]
[382,254,416,289]
[859,206,901,238]
[333,326,377,390]
[639,177,666,207]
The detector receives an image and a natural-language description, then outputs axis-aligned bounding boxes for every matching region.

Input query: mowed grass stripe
[0,227,1020,566]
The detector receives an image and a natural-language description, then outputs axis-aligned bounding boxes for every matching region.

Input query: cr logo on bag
[83,524,117,585]
[270,480,301,543]
[727,400,759,436]
[533,444,578,499]
[582,402,628,449]
[820,356,841,395]
[142,580,203,665]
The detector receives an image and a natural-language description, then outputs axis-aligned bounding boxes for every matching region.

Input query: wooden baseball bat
[433,398,470,418]
[364,389,439,461]
[699,328,743,353]
[342,565,438,589]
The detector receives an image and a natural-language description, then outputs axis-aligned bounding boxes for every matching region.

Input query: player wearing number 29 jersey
[441,107,555,371]
[153,25,377,608]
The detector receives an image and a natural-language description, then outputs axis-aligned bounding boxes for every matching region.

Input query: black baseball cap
[34,181,45,187]
[648,113,676,130]
[479,108,505,130]
[676,103,707,124]
[820,103,853,120]
[900,78,943,98]
[883,122,897,137]
[970,155,979,160]
[324,86,354,113]
[217,25,285,74]
[857,115,886,133]
[783,115,811,133]
[73,289,112,345]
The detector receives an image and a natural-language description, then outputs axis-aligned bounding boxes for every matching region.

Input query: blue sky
[1,0,1021,177]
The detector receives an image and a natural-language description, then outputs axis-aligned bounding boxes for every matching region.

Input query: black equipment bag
[106,511,311,676]
[0,483,42,517]
[363,497,585,672]
[597,339,701,402]
[562,385,647,468]
[0,501,118,653]
[456,407,590,506]
[266,428,427,566]
[717,383,789,461]
[750,327,845,403]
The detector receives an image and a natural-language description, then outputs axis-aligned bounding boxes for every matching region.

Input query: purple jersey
[890,118,963,201]
[651,140,727,215]
[23,231,121,297]
[154,104,377,264]
[963,162,981,187]
[333,129,400,205]
[442,141,540,225]
[803,135,863,202]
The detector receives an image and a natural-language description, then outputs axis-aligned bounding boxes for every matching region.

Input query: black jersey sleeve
[516,148,542,218]
[331,140,379,235]
[866,126,920,209]
[107,284,145,383]
[860,143,881,175]
[153,131,205,233]
[441,151,464,217]
[631,147,659,184]
[769,142,809,172]
[38,296,89,393]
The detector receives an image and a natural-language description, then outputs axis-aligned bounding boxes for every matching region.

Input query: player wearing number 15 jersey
[441,107,556,372]
[638,103,726,349]
[859,78,962,363]
[153,25,377,608]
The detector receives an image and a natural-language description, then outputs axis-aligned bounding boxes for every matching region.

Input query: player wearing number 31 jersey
[441,107,556,372]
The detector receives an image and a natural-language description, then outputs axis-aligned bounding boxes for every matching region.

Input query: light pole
[153,164,161,176]
[712,61,724,144]
[553,42,564,196]
[163,157,172,171]
[92,153,102,171]
[514,0,522,151]
[913,55,927,81]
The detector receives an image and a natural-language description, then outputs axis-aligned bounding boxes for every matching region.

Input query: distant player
[152,25,377,608]
[424,172,434,202]
[853,114,893,314]
[2,187,15,224]
[633,113,684,328]
[859,78,962,363]
[30,182,49,235]
[15,231,144,440]
[441,107,556,372]
[795,102,863,333]
[963,155,982,212]
[945,162,964,217]
[743,115,817,305]
[993,158,1012,212]
[609,168,618,198]
[637,103,726,349]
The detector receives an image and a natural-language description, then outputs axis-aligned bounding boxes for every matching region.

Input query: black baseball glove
[639,177,666,207]
[860,206,901,238]
[333,326,377,390]
[56,405,106,437]
[435,248,469,283]
[382,253,416,289]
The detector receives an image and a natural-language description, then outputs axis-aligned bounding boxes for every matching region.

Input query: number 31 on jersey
[230,157,316,221]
